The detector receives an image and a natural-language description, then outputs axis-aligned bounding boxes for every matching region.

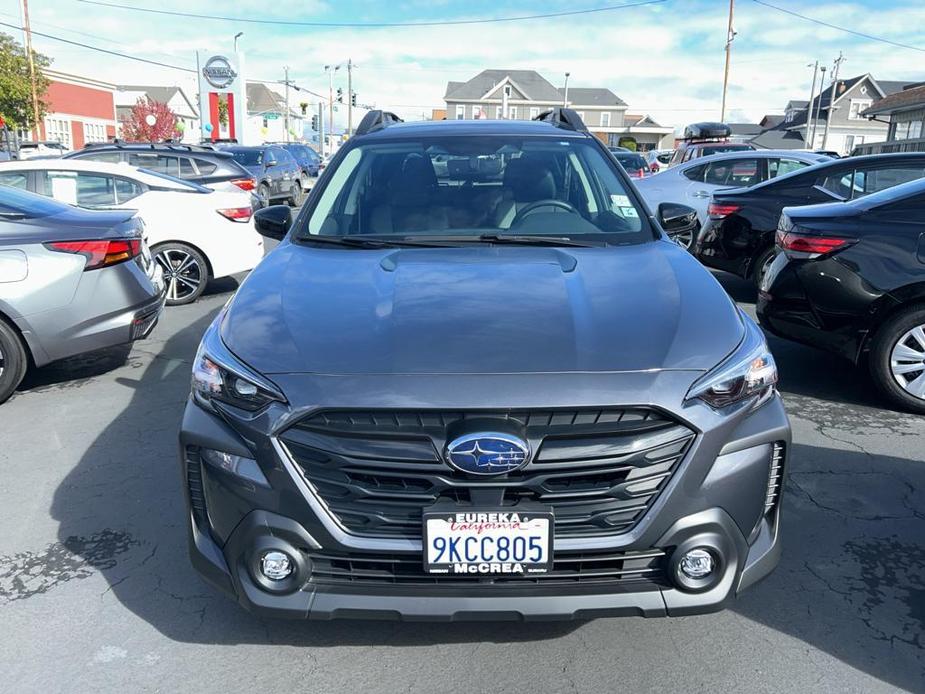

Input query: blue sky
[3,0,925,127]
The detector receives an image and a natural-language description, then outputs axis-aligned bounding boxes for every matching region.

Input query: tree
[0,32,51,130]
[120,97,179,141]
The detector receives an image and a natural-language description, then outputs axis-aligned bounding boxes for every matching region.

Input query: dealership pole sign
[197,51,245,144]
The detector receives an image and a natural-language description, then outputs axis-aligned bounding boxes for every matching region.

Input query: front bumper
[179,378,790,621]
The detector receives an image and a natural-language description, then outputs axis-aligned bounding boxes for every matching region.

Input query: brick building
[32,70,119,150]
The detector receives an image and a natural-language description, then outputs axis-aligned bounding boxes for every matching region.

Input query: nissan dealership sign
[197,50,246,143]
[201,55,238,90]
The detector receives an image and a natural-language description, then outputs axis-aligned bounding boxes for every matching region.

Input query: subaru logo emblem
[445,433,529,475]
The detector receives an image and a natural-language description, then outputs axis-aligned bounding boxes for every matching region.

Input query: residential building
[444,69,673,150]
[728,123,763,143]
[751,74,909,154]
[116,85,200,143]
[855,82,925,155]
[431,108,447,121]
[245,82,305,143]
[24,70,118,150]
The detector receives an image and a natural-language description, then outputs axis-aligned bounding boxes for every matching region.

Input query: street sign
[265,113,280,120]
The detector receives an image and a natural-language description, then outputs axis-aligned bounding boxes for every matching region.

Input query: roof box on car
[683,122,731,140]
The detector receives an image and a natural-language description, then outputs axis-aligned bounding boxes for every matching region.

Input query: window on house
[910,120,923,139]
[896,121,911,140]
[455,105,464,120]
[503,85,512,98]
[495,106,503,119]
[83,122,107,144]
[785,111,794,123]
[529,107,539,119]
[600,112,611,127]
[849,100,872,120]
[845,135,864,153]
[508,107,517,120]
[44,118,71,149]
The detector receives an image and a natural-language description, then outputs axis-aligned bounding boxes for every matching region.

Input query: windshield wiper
[299,236,452,248]
[475,234,599,247]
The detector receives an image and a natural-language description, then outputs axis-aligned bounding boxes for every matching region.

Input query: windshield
[228,149,263,166]
[296,136,650,243]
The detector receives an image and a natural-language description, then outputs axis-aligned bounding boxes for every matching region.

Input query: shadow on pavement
[47,283,924,686]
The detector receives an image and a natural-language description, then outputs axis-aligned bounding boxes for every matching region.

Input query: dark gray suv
[179,110,791,620]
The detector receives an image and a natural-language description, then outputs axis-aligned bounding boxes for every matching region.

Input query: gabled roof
[559,87,626,107]
[863,82,925,116]
[444,70,562,102]
[784,74,904,129]
[118,85,198,117]
[749,126,808,150]
[759,114,785,129]
[246,82,300,117]
[785,100,808,111]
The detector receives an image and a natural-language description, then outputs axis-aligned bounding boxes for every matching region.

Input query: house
[751,74,909,154]
[728,123,763,143]
[855,82,925,155]
[444,69,673,150]
[245,82,305,143]
[23,70,118,149]
[116,85,200,143]
[431,108,447,121]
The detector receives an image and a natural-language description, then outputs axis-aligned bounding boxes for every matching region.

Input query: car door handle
[692,190,711,198]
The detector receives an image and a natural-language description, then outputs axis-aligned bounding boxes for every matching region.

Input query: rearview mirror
[254,205,291,241]
[657,202,698,234]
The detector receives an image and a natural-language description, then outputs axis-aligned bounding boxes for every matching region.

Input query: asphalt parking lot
[1,260,923,693]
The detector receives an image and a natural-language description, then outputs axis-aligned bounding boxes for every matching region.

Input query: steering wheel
[511,199,579,226]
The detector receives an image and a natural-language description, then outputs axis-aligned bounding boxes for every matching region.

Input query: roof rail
[533,108,588,132]
[355,110,403,136]
[82,140,221,153]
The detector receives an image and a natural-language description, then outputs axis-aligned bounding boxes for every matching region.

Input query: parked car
[645,149,673,174]
[635,150,831,248]
[222,145,303,207]
[65,142,257,195]
[668,123,755,168]
[611,151,651,179]
[17,141,69,160]
[0,159,264,305]
[695,152,925,287]
[276,143,322,182]
[179,109,790,621]
[758,177,925,413]
[0,185,165,404]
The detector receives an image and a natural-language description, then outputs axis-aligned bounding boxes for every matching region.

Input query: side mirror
[254,205,291,241]
[265,159,277,168]
[657,202,698,234]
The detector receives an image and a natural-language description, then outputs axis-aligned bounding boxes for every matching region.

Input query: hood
[221,242,743,375]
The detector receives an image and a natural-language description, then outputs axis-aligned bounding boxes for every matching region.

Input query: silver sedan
[636,150,831,248]
[0,186,165,403]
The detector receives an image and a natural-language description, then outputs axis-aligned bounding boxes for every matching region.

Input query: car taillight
[707,202,742,219]
[217,207,253,222]
[650,163,660,173]
[776,230,856,258]
[45,239,141,270]
[231,178,256,191]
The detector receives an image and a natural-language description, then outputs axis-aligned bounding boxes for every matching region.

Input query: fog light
[260,551,293,580]
[679,548,714,579]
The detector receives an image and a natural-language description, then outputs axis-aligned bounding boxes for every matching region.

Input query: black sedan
[695,152,925,286]
[757,176,925,413]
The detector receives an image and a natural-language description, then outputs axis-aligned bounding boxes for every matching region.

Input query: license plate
[423,509,553,575]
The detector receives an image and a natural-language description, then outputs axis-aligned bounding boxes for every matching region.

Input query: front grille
[307,548,668,587]
[279,408,695,539]
[765,442,785,513]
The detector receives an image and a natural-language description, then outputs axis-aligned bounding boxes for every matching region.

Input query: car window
[195,159,217,175]
[128,153,181,176]
[266,149,278,164]
[815,169,856,200]
[78,151,123,164]
[300,136,649,242]
[39,170,119,207]
[228,149,263,166]
[768,158,809,179]
[179,157,197,178]
[0,172,29,190]
[701,159,760,186]
[114,178,143,204]
[681,164,707,182]
[614,153,648,171]
[855,165,925,196]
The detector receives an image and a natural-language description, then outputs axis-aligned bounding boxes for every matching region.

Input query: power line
[75,0,668,27]
[752,0,925,53]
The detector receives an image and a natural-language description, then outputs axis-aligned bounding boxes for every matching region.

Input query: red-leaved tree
[120,97,179,141]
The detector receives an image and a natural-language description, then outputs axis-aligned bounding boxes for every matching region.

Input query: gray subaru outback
[179,109,790,620]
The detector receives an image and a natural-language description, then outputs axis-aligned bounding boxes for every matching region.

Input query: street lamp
[324,63,341,147]
[563,72,570,107]
[234,32,244,52]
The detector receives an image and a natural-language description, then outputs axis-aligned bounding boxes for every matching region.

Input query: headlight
[191,314,285,412]
[687,311,778,409]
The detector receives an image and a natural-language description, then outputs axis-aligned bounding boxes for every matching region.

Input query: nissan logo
[202,56,237,89]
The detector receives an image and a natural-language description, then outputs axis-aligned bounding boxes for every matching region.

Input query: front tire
[0,318,28,404]
[153,243,208,306]
[869,304,925,414]
[287,182,303,207]
[751,246,777,288]
[257,183,271,209]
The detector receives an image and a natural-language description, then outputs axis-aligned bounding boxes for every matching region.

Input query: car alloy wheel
[889,324,925,400]
[752,246,777,288]
[671,228,694,250]
[258,183,271,208]
[154,244,207,306]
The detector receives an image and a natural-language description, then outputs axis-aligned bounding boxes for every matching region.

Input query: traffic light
[351,92,357,107]
[311,114,319,131]
[336,87,343,103]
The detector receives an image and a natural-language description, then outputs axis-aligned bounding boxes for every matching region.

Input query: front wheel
[153,243,208,306]
[751,246,777,288]
[0,319,28,404]
[257,183,271,209]
[869,305,925,414]
[287,182,303,207]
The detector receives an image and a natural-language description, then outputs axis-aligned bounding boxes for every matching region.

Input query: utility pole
[324,64,340,144]
[347,58,353,138]
[720,0,736,122]
[563,72,570,106]
[318,102,325,157]
[20,0,41,140]
[804,61,819,148]
[810,66,826,149]
[283,66,291,143]
[821,52,845,150]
